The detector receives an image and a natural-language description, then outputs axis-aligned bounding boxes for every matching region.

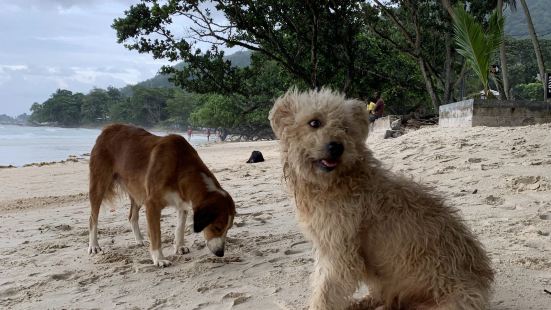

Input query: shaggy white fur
[269,88,494,310]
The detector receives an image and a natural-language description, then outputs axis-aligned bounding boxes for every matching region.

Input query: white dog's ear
[269,90,296,138]
[345,99,370,141]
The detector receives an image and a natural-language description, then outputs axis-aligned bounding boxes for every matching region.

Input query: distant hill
[505,0,551,39]
[124,50,252,93]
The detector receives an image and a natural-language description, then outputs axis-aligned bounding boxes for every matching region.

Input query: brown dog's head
[193,193,235,257]
[269,88,369,184]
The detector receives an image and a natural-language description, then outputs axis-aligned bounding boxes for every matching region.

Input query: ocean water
[0,125,208,167]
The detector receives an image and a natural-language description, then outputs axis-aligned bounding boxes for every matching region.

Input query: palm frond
[487,9,505,51]
[452,5,489,92]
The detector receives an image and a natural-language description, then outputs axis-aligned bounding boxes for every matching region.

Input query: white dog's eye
[309,119,321,128]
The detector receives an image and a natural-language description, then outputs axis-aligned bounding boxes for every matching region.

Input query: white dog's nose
[327,142,344,159]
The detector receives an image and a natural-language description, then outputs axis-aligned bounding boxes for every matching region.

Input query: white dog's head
[269,88,370,185]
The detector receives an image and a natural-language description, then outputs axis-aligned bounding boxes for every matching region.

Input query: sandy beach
[1,125,550,309]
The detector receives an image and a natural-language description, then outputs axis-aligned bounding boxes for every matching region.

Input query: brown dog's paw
[175,246,190,255]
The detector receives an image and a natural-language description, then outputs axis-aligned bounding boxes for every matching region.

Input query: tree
[519,0,546,95]
[125,87,174,126]
[81,88,109,124]
[189,53,293,140]
[113,1,375,96]
[29,89,84,126]
[452,6,504,97]
[165,89,201,128]
[497,0,511,99]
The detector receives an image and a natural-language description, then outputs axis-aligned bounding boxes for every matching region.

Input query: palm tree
[497,0,510,99]
[452,6,504,98]
[518,0,546,95]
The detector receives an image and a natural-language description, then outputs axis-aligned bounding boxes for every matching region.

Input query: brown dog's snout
[327,142,344,159]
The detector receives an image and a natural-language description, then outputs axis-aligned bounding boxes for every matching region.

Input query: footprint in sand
[50,270,74,281]
[507,176,550,192]
[93,251,131,264]
[284,240,311,255]
[483,195,504,206]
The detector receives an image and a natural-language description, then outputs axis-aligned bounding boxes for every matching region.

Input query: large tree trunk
[497,0,511,99]
[418,59,439,111]
[520,0,546,94]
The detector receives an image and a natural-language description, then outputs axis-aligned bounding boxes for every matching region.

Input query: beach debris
[246,150,265,163]
[54,224,72,231]
[384,130,402,139]
[390,119,401,130]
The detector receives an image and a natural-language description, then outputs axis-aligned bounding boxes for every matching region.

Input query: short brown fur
[88,124,235,267]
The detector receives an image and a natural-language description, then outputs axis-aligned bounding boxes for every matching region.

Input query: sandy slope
[1,125,550,309]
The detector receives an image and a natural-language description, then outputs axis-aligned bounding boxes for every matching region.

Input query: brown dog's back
[89,124,205,205]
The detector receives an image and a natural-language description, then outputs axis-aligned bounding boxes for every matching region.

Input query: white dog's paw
[88,245,102,254]
[153,259,172,267]
[174,246,190,255]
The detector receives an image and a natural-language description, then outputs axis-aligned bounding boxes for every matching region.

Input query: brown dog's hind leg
[88,171,109,254]
[129,198,145,246]
[145,199,171,267]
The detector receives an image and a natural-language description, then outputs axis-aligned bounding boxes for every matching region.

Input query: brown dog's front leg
[146,200,171,267]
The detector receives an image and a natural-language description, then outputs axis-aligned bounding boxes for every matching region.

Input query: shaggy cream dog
[269,89,494,310]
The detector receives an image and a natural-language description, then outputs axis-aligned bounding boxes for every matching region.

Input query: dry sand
[1,125,550,309]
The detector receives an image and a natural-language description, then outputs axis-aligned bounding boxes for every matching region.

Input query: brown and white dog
[88,124,235,267]
[270,89,494,310]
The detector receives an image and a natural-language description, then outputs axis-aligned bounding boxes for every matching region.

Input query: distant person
[370,92,385,123]
[187,127,192,140]
[367,101,376,114]
[206,128,211,142]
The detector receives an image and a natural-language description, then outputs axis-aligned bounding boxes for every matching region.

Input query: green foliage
[513,82,543,100]
[81,88,109,124]
[190,94,240,129]
[164,89,201,128]
[453,5,504,96]
[30,89,84,126]
[113,1,381,95]
[506,38,551,86]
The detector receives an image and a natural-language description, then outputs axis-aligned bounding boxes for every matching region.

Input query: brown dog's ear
[269,89,297,138]
[193,204,217,233]
[345,99,370,141]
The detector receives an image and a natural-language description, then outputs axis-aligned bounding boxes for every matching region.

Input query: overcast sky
[0,0,175,116]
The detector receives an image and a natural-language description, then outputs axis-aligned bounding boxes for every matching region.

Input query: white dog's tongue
[321,159,338,168]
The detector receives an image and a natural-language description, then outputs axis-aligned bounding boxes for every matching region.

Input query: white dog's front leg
[309,256,354,310]
[174,209,189,255]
